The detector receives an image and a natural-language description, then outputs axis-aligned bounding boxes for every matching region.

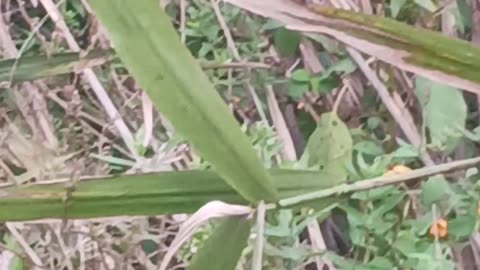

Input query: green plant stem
[252,201,266,270]
[277,156,480,208]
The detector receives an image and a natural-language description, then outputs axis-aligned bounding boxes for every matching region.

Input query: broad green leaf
[393,231,419,255]
[318,58,357,79]
[304,58,357,93]
[300,112,353,182]
[366,256,394,269]
[412,212,435,235]
[0,169,340,221]
[390,0,407,18]
[224,1,480,93]
[390,141,419,159]
[420,176,453,207]
[367,116,382,129]
[187,217,250,270]
[369,192,405,221]
[311,76,338,94]
[273,27,301,57]
[291,69,310,82]
[413,0,437,12]
[87,0,278,203]
[448,214,477,241]
[341,206,368,245]
[415,76,467,152]
[287,81,309,99]
[0,50,114,83]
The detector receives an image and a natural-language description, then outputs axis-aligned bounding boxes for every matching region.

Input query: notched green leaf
[415,76,467,152]
[300,112,353,183]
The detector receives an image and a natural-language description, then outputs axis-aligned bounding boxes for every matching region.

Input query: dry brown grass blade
[159,201,252,270]
[38,0,138,158]
[223,0,480,94]
[0,15,58,149]
[266,86,297,161]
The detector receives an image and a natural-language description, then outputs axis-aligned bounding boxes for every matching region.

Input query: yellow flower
[383,170,397,177]
[383,165,412,176]
[429,218,448,239]
[392,165,412,174]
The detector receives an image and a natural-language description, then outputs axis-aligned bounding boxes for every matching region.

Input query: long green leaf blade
[0,169,339,221]
[87,0,278,203]
[0,50,114,83]
[187,217,250,270]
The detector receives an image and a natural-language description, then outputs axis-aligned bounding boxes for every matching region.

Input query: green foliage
[448,214,477,240]
[335,149,480,269]
[455,0,472,33]
[0,169,343,221]
[300,112,353,181]
[415,76,467,152]
[246,122,283,168]
[178,223,213,262]
[390,0,407,18]
[287,58,356,99]
[263,210,309,265]
[291,69,310,82]
[318,111,480,269]
[420,176,452,207]
[187,217,251,270]
[273,27,301,57]
[88,0,278,203]
[413,0,437,12]
[262,205,338,269]
[353,141,384,156]
[5,0,480,269]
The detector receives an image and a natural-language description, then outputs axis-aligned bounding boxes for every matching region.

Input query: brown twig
[38,0,138,158]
